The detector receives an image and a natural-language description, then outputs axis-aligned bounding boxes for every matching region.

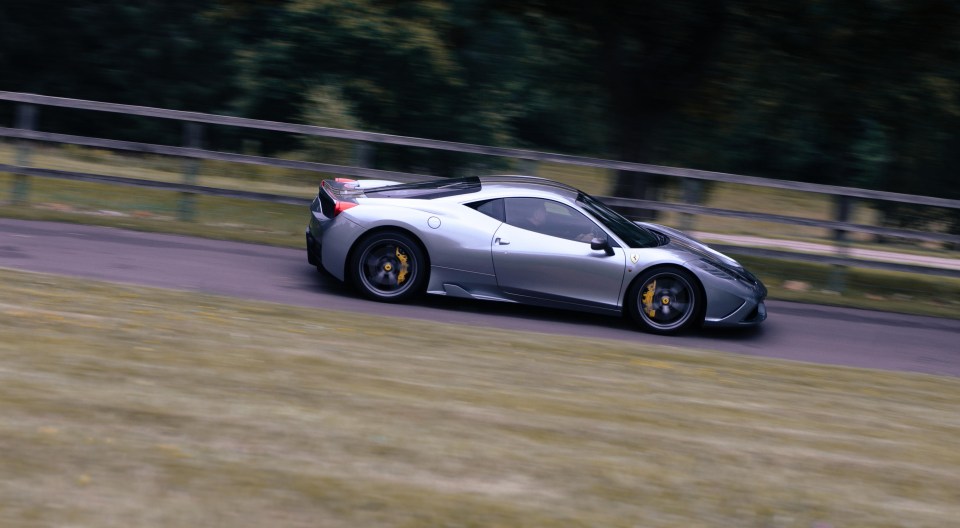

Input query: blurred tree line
[1,0,957,230]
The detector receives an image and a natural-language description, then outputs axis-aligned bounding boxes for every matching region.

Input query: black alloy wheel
[350,231,426,302]
[627,267,703,335]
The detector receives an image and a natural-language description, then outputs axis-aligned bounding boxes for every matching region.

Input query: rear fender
[320,218,366,281]
[353,205,501,277]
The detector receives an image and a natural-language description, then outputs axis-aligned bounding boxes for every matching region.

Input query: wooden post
[353,141,374,169]
[517,158,539,177]
[178,122,203,221]
[12,103,37,205]
[678,178,702,232]
[827,194,852,293]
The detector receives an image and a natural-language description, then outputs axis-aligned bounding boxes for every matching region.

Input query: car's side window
[469,198,505,222]
[504,198,600,243]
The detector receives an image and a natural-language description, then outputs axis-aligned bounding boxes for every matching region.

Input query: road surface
[2,218,958,377]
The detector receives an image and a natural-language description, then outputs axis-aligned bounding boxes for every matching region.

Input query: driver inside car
[523,201,597,243]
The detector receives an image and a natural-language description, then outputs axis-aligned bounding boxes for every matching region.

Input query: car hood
[636,222,743,270]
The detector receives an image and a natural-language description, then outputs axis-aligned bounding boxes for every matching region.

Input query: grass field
[1,267,959,527]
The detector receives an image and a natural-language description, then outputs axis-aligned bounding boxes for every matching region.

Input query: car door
[490,197,626,311]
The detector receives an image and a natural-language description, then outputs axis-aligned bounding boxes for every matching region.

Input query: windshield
[577,193,661,248]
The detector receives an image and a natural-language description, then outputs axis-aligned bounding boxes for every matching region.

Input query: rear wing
[317,178,401,217]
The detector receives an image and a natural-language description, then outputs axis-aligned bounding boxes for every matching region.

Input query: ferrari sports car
[306,175,766,334]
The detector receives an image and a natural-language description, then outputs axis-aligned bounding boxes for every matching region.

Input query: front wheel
[626,267,703,335]
[349,231,427,302]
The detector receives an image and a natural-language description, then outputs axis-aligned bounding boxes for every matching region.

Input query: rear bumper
[306,229,322,266]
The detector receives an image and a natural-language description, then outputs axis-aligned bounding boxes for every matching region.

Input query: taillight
[333,201,357,215]
[321,179,359,217]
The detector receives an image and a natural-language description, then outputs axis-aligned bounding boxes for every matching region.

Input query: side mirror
[590,237,615,256]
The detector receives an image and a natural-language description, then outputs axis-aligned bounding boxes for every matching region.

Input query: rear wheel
[350,231,426,302]
[626,267,703,335]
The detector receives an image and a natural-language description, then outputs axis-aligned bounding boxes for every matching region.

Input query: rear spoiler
[318,178,401,217]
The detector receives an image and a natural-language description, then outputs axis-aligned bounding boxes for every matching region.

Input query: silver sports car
[306,175,766,334]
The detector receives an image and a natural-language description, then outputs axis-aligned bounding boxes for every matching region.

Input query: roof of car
[478,175,580,193]
[355,175,582,201]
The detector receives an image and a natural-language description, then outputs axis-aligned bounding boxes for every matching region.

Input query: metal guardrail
[0,127,439,183]
[599,197,959,245]
[0,164,311,206]
[1,91,958,279]
[709,245,960,279]
[4,91,959,208]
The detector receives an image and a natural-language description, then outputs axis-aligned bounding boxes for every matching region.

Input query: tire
[626,267,703,335]
[349,231,427,302]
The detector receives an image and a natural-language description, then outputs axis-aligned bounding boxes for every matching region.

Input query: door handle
[495,238,510,245]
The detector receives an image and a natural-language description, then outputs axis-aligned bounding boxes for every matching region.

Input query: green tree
[237,1,460,167]
[487,0,728,217]
[299,84,363,165]
[237,0,608,174]
[0,0,238,142]
[678,0,960,232]
[680,1,958,189]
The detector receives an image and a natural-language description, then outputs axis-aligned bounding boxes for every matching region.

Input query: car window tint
[544,201,571,216]
[468,199,505,222]
[504,198,600,243]
[576,192,660,248]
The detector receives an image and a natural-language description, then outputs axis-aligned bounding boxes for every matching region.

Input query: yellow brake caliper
[395,247,409,284]
[642,280,657,318]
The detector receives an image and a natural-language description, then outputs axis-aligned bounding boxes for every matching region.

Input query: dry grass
[1,267,959,527]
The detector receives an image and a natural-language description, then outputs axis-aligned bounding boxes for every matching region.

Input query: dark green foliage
[0,0,238,144]
[1,0,957,202]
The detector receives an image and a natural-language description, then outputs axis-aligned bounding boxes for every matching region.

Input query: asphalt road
[2,218,958,377]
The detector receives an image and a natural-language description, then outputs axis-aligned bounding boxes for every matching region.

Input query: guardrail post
[178,122,203,221]
[353,141,374,169]
[827,195,852,293]
[517,158,539,177]
[12,103,37,205]
[678,178,702,232]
